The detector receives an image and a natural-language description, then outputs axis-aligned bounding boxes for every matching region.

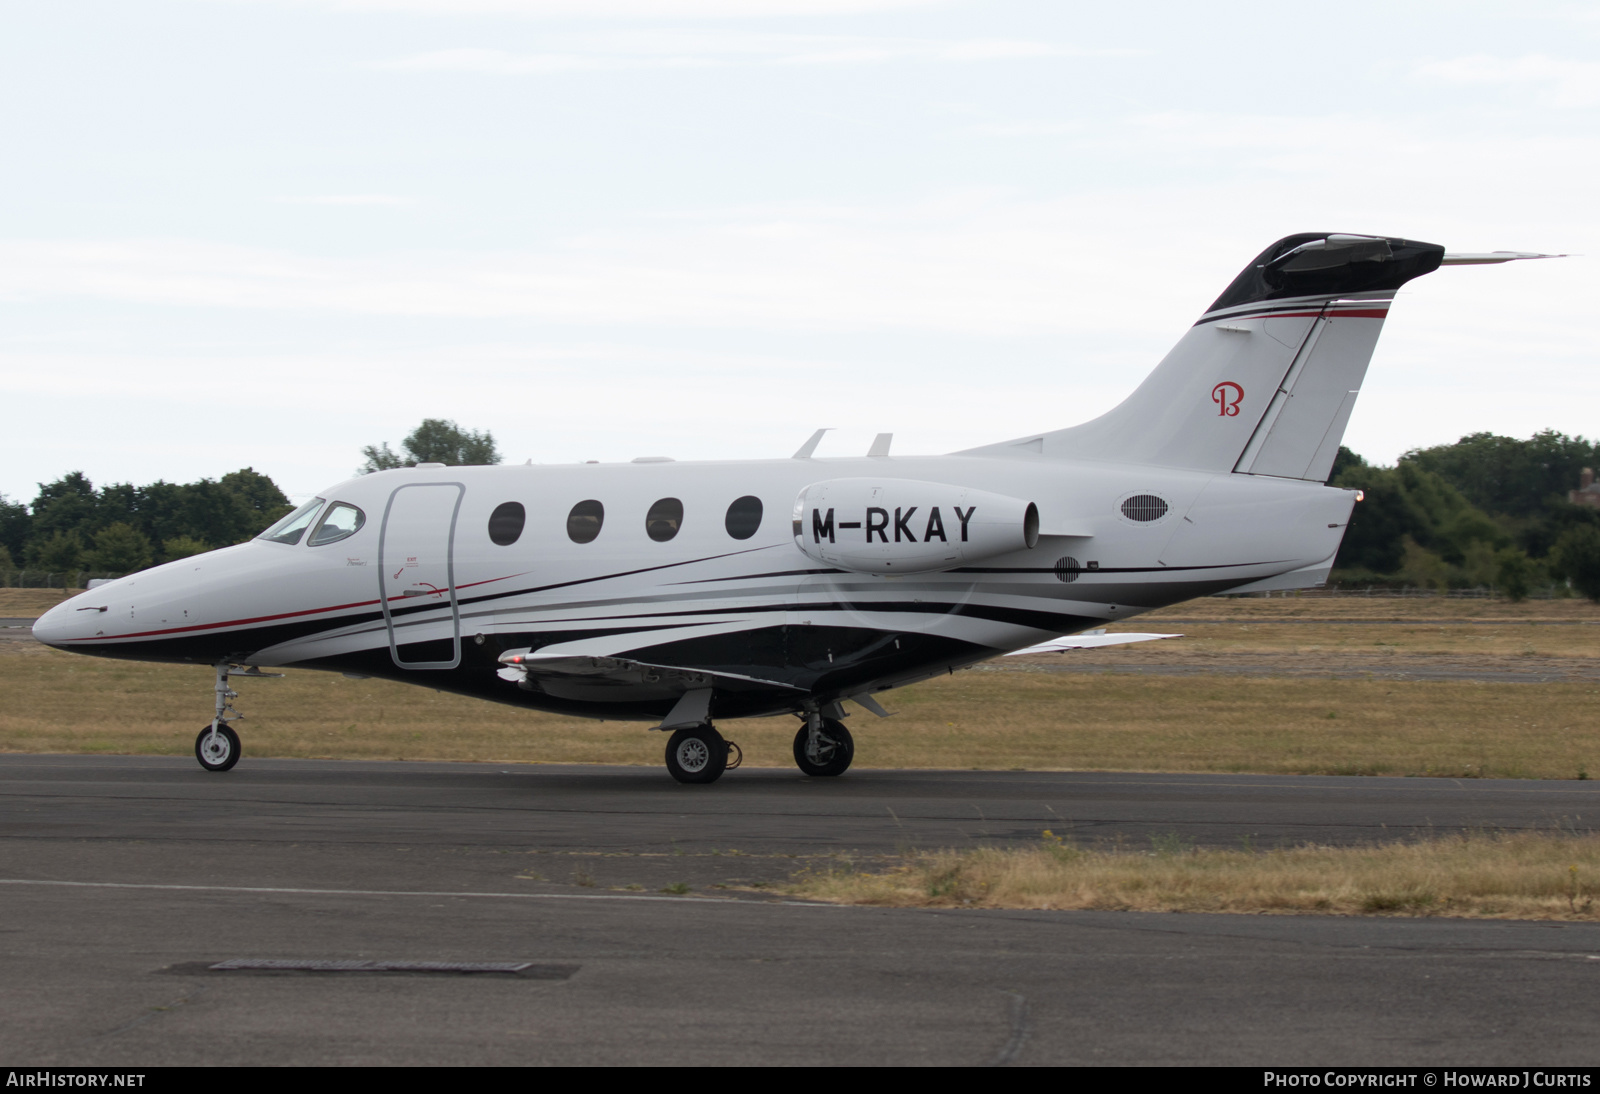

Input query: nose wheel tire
[665,724,729,784]
[794,718,854,777]
[195,724,241,772]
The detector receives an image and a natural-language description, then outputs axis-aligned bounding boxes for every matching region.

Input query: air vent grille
[1120,495,1169,522]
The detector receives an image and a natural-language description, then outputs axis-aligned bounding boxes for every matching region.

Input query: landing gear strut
[794,714,854,777]
[194,661,281,773]
[665,724,731,785]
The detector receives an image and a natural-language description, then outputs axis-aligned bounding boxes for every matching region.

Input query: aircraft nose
[31,597,104,649]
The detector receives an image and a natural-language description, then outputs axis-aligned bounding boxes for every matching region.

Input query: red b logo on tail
[1212,381,1243,417]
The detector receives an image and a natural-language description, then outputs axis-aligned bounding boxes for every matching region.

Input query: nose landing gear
[196,722,240,772]
[195,661,282,773]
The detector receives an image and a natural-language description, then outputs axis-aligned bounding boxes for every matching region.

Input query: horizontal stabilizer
[1005,630,1180,656]
[1440,251,1567,265]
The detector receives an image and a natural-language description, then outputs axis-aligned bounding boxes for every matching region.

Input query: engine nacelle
[792,478,1039,575]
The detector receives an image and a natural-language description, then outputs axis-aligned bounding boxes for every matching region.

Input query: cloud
[962,119,1088,138]
[1,118,1594,356]
[207,0,949,17]
[1415,54,1600,108]
[371,31,1109,73]
[273,194,417,206]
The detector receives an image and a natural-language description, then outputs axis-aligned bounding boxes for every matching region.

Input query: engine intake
[792,478,1039,575]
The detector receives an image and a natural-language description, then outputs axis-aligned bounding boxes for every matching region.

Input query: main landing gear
[195,661,282,773]
[794,713,854,778]
[664,724,741,785]
[660,712,854,782]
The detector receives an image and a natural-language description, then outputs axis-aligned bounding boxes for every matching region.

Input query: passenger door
[379,482,465,669]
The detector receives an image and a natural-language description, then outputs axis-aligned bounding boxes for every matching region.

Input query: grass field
[789,830,1600,919]
[11,590,1600,919]
[3,593,1598,778]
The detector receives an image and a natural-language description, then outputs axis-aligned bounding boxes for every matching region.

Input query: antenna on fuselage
[792,428,833,459]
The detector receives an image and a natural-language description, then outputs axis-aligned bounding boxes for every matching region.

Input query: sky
[2,0,1597,505]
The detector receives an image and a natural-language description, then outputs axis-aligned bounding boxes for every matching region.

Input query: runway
[4,755,1600,1065]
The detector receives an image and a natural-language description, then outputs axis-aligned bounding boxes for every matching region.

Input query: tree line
[0,469,295,574]
[1331,430,1600,599]
[5,421,1594,599]
[0,420,502,576]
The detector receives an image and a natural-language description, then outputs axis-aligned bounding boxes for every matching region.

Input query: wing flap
[1004,629,1180,656]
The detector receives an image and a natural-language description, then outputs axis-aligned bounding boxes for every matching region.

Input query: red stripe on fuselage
[65,571,530,642]
[1202,306,1391,324]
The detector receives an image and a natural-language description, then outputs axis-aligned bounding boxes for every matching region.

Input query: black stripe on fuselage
[49,553,1269,668]
[297,623,1006,722]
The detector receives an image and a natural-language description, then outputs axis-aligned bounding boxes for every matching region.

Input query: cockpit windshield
[258,498,325,545]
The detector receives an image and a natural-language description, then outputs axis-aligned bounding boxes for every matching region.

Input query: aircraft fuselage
[33,453,1351,722]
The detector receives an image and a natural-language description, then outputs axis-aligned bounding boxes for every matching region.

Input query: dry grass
[0,589,79,615]
[2,636,1597,777]
[3,594,1598,776]
[1144,594,1600,623]
[791,830,1600,918]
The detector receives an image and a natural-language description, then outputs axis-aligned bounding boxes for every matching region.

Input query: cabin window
[258,498,325,545]
[724,495,763,540]
[307,502,366,547]
[646,497,683,542]
[488,502,526,546]
[567,499,605,544]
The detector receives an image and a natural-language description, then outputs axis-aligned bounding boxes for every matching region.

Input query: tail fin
[964,234,1445,481]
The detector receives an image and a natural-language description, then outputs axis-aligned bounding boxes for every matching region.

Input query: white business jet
[32,234,1555,783]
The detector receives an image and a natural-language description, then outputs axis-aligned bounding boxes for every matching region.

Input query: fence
[1220,584,1572,600]
[0,571,127,589]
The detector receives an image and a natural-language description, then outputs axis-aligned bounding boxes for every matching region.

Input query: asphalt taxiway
[4,756,1599,1065]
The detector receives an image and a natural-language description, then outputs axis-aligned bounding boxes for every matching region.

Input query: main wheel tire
[793,718,854,777]
[195,724,241,772]
[665,724,728,785]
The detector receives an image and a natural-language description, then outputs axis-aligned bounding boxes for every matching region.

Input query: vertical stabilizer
[962,234,1445,480]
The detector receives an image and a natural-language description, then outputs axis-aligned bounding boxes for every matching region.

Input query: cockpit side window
[258,498,325,545]
[307,502,366,547]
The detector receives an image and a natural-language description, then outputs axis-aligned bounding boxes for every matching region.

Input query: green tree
[1552,525,1600,602]
[27,530,87,572]
[0,493,29,560]
[1398,536,1452,591]
[221,467,293,533]
[29,472,100,543]
[1333,460,1506,573]
[1403,430,1600,519]
[162,535,210,561]
[361,419,501,472]
[137,479,259,550]
[87,523,154,572]
[1459,540,1498,588]
[32,471,97,512]
[1495,547,1534,602]
[0,544,13,573]
[1327,445,1367,483]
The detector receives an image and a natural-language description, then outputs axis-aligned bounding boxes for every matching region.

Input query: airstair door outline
[378,482,465,669]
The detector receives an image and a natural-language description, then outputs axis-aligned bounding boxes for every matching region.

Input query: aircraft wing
[1004,629,1181,656]
[496,647,805,693]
